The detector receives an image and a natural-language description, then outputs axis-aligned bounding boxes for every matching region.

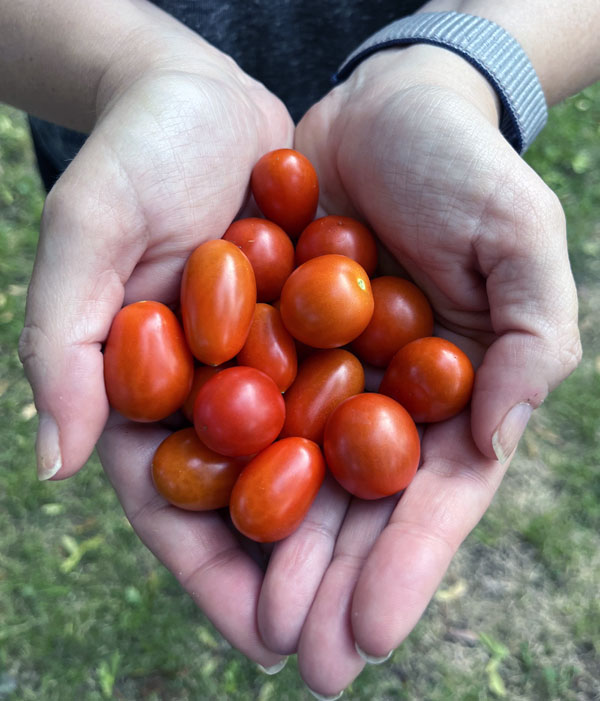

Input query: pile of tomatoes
[103,149,474,543]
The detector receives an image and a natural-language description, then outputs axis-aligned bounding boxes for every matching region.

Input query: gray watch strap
[334,12,548,154]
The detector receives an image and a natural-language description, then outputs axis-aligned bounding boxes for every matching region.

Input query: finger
[296,495,398,697]
[351,411,507,659]
[97,415,285,669]
[257,474,350,654]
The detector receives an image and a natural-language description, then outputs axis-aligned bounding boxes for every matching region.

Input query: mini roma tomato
[351,276,434,367]
[237,303,297,392]
[280,349,364,444]
[295,215,378,276]
[223,218,294,302]
[181,362,234,423]
[180,239,256,365]
[279,254,374,348]
[152,428,247,510]
[104,301,193,422]
[229,437,325,542]
[380,337,475,422]
[193,366,285,457]
[324,393,420,499]
[250,149,319,238]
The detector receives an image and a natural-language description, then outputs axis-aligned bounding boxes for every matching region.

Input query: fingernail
[492,402,533,464]
[306,687,344,701]
[257,657,288,675]
[355,641,394,664]
[36,412,62,480]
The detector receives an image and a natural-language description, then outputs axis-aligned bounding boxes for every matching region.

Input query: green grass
[1,85,600,700]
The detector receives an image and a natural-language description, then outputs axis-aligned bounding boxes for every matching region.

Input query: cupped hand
[254,45,581,695]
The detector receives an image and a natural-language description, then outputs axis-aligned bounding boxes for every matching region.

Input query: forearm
[419,0,600,104]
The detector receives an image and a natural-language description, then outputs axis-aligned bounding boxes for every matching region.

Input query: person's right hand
[19,39,293,669]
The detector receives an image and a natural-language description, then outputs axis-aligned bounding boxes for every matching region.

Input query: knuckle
[18,322,49,370]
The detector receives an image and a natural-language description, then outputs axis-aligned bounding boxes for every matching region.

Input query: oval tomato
[230,437,325,542]
[279,254,374,348]
[351,276,434,367]
[181,362,234,423]
[323,393,420,499]
[223,218,294,302]
[152,428,247,510]
[250,149,319,238]
[295,215,378,276]
[104,301,193,422]
[180,239,256,365]
[379,337,474,422]
[193,366,285,457]
[280,349,364,444]
[237,304,297,392]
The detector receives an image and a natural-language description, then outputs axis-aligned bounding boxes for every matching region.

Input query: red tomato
[323,393,420,499]
[280,349,364,444]
[379,337,474,422]
[295,215,378,276]
[237,304,297,392]
[152,428,247,510]
[180,239,256,365]
[351,276,434,367]
[223,218,294,302]
[279,254,374,348]
[193,366,285,457]
[250,149,319,238]
[230,437,325,542]
[104,301,193,422]
[181,362,234,423]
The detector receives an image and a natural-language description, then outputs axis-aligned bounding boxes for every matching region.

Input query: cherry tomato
[104,301,193,422]
[181,362,234,423]
[250,149,319,238]
[230,437,325,542]
[295,215,378,276]
[323,393,420,499]
[223,218,294,302]
[280,254,374,348]
[180,239,256,365]
[379,337,474,422]
[237,304,297,392]
[151,428,247,510]
[193,366,285,457]
[351,276,434,367]
[280,349,364,444]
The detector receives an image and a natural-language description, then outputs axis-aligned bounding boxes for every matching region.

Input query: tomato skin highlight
[323,393,420,500]
[223,218,294,302]
[351,276,434,367]
[104,300,193,422]
[237,303,297,392]
[230,437,326,542]
[279,254,374,348]
[180,239,256,366]
[152,428,247,510]
[250,149,319,238]
[379,337,475,422]
[280,349,364,444]
[295,215,378,276]
[193,366,285,457]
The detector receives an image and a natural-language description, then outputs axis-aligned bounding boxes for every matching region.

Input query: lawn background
[0,87,599,700]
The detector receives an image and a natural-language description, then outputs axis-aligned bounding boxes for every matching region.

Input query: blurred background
[0,88,599,700]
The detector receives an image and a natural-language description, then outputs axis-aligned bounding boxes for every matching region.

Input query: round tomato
[152,428,247,510]
[279,254,374,348]
[323,393,420,499]
[230,437,325,542]
[104,301,193,422]
[295,215,378,276]
[237,304,297,392]
[280,349,364,444]
[223,218,294,302]
[379,337,474,422]
[351,276,434,367]
[193,366,285,457]
[180,239,256,366]
[250,149,319,238]
[181,362,234,423]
